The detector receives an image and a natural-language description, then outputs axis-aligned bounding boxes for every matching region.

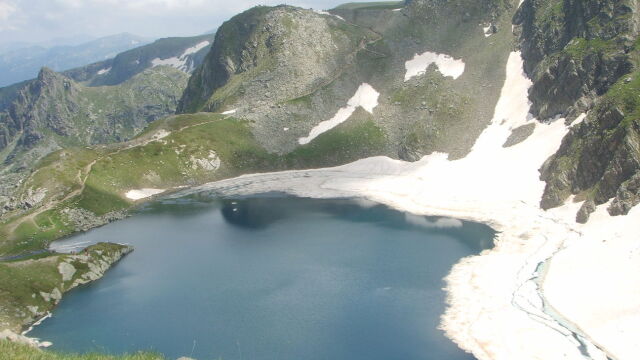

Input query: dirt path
[3,117,224,243]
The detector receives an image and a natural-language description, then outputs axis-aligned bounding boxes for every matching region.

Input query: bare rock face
[512,0,640,220]
[178,6,370,115]
[514,0,638,120]
[609,171,640,215]
[540,83,640,218]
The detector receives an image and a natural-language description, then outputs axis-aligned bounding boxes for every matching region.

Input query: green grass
[284,111,387,168]
[0,205,77,256]
[0,243,130,332]
[600,70,640,127]
[563,37,617,59]
[0,341,164,360]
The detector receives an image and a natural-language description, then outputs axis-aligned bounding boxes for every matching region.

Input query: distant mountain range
[0,33,151,87]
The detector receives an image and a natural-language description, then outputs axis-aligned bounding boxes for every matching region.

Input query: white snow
[97,67,111,75]
[313,9,345,21]
[151,41,211,73]
[221,109,237,115]
[181,41,211,56]
[151,56,183,68]
[483,25,493,37]
[571,112,587,127]
[299,83,379,145]
[405,51,466,81]
[182,52,640,359]
[125,188,166,200]
[544,201,640,360]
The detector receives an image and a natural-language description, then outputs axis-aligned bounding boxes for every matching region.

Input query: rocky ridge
[513,0,640,222]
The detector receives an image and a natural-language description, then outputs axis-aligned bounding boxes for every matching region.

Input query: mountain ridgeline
[0,33,150,87]
[0,33,215,202]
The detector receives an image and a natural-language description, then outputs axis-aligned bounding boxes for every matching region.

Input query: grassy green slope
[0,243,131,332]
[0,341,163,360]
[0,111,387,256]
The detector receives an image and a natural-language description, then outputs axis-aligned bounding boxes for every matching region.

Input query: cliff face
[513,0,640,221]
[515,0,638,119]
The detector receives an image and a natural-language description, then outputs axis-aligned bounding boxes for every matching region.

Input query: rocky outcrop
[540,74,640,221]
[178,6,372,114]
[0,243,132,333]
[514,0,638,119]
[513,0,640,221]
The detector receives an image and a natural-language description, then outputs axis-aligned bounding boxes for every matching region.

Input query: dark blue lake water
[32,195,493,360]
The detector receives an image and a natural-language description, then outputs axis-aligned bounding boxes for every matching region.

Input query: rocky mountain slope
[0,34,216,208]
[179,1,514,161]
[63,34,215,86]
[0,66,187,174]
[512,0,640,222]
[0,33,150,87]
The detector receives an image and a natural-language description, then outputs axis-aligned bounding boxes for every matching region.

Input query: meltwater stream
[33,195,494,360]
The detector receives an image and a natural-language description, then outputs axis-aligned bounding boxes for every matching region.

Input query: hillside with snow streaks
[151,41,211,73]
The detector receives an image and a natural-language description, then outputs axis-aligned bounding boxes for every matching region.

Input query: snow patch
[181,41,210,56]
[151,41,211,73]
[405,51,466,81]
[313,9,345,21]
[483,25,493,37]
[97,67,111,75]
[125,188,165,200]
[570,112,587,127]
[299,83,379,145]
[221,109,237,115]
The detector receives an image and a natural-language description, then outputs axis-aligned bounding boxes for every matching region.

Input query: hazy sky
[0,0,355,46]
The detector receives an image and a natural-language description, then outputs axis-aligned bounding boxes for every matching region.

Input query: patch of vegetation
[284,111,387,168]
[600,70,640,127]
[0,340,164,360]
[0,243,130,332]
[562,37,617,59]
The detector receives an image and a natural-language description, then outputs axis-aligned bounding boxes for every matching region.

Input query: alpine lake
[31,193,494,360]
